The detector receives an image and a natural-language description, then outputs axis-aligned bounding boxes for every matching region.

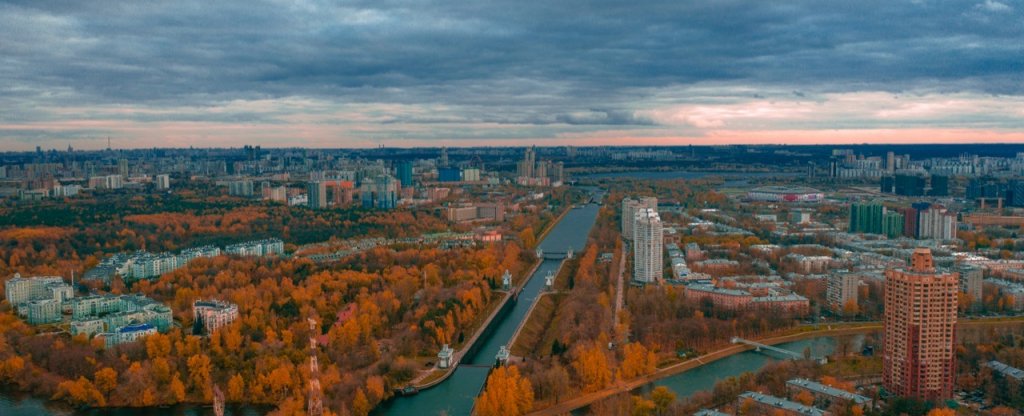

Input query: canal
[0,193,604,416]
[375,202,602,416]
[571,335,862,415]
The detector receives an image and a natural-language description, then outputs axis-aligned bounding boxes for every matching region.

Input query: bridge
[731,337,827,364]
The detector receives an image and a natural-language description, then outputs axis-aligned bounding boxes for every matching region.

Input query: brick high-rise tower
[883,248,958,401]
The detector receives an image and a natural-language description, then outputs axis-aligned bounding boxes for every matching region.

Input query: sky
[1,0,1022,150]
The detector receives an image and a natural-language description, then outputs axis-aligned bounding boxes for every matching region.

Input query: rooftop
[787,378,871,404]
[738,391,827,416]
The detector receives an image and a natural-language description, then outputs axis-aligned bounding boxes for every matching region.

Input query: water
[0,197,603,416]
[636,337,838,398]
[571,337,841,415]
[0,390,267,416]
[376,203,601,415]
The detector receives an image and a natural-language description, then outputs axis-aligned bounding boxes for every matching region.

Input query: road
[613,240,626,338]
[528,316,1024,416]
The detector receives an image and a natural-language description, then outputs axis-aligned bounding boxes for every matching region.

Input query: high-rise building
[957,264,983,307]
[881,176,895,193]
[918,206,957,240]
[895,174,926,196]
[633,208,663,283]
[622,197,657,240]
[397,161,414,187]
[118,158,129,177]
[895,207,915,238]
[883,248,958,401]
[227,180,254,197]
[307,181,327,209]
[827,272,859,313]
[517,147,536,178]
[438,167,461,182]
[929,175,949,197]
[849,202,884,234]
[155,174,170,190]
[360,175,399,209]
[882,211,905,239]
[886,151,896,172]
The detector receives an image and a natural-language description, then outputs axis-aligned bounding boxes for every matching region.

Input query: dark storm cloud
[0,0,1021,146]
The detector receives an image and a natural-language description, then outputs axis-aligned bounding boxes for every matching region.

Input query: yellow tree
[572,343,612,393]
[620,343,657,380]
[186,354,212,401]
[476,365,535,416]
[93,367,118,397]
[352,388,371,416]
[227,374,246,402]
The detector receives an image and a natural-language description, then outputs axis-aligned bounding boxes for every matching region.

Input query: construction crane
[307,318,324,416]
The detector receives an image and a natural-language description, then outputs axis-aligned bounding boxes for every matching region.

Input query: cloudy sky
[1,0,1022,150]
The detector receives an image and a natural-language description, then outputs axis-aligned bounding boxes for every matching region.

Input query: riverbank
[374,203,602,416]
[528,316,1024,415]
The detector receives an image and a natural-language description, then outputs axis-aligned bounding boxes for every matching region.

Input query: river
[571,335,861,415]
[374,202,602,416]
[0,390,267,416]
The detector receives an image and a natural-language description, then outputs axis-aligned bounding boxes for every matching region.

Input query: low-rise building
[100,323,158,348]
[193,299,239,335]
[25,299,62,324]
[737,391,830,416]
[5,274,72,307]
[225,238,285,257]
[786,378,872,409]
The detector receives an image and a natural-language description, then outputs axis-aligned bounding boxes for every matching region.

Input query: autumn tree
[187,354,212,401]
[650,386,676,415]
[793,389,815,406]
[620,343,657,380]
[227,374,246,402]
[54,377,106,407]
[572,343,612,393]
[476,365,535,416]
[93,367,118,397]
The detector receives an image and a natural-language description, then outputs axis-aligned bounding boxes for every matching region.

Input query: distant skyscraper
[882,211,904,239]
[895,174,926,196]
[881,176,895,193]
[633,208,663,284]
[439,147,449,168]
[849,202,884,234]
[517,147,536,178]
[118,158,129,177]
[360,175,399,209]
[155,174,170,190]
[930,175,949,197]
[397,161,414,187]
[883,248,957,401]
[307,181,327,209]
[438,167,461,182]
[886,151,896,172]
[918,206,956,240]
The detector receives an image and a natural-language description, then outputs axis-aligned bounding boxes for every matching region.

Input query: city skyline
[2,1,1023,150]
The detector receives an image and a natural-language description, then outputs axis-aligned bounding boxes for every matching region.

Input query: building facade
[193,299,239,335]
[633,208,663,283]
[883,248,958,401]
[827,272,859,313]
